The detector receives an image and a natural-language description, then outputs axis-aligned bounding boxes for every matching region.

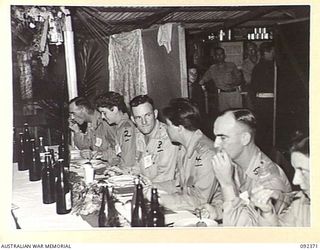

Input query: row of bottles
[131,180,164,227]
[13,123,71,215]
[247,27,273,40]
[98,179,164,227]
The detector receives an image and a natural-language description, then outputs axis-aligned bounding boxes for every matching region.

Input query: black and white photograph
[1,1,319,246]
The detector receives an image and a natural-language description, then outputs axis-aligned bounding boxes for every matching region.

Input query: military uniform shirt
[223,147,292,226]
[114,113,136,170]
[134,120,179,184]
[160,130,222,212]
[73,111,117,161]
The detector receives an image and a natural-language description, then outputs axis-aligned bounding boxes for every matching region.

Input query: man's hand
[251,186,278,213]
[195,204,218,220]
[211,150,234,187]
[80,149,93,160]
[68,118,80,133]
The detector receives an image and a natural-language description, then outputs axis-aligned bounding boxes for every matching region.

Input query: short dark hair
[222,109,257,137]
[162,98,201,131]
[95,91,128,114]
[69,96,94,113]
[259,42,274,56]
[214,47,225,55]
[129,95,154,110]
[290,131,309,157]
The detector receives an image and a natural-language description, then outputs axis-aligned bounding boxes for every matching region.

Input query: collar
[185,129,203,158]
[245,146,265,180]
[117,113,130,129]
[87,111,102,131]
[146,119,161,139]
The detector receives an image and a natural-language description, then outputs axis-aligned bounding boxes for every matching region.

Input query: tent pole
[61,7,77,148]
[61,7,78,100]
[272,60,277,147]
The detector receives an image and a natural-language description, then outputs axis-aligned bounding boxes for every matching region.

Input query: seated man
[203,108,291,226]
[95,92,136,171]
[159,98,222,213]
[129,95,180,189]
[68,96,117,162]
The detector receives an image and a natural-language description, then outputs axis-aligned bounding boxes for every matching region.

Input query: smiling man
[95,92,136,170]
[68,96,117,161]
[129,95,180,188]
[206,108,291,226]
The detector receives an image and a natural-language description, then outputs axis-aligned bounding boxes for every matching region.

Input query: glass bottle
[147,188,165,227]
[41,153,56,204]
[98,186,107,227]
[17,133,26,171]
[105,185,120,227]
[22,123,32,171]
[131,181,146,227]
[13,127,18,163]
[29,139,41,181]
[55,159,72,214]
[38,137,45,163]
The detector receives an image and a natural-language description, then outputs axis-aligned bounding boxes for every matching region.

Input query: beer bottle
[38,137,45,163]
[105,185,120,227]
[98,186,120,227]
[58,133,69,170]
[17,133,26,171]
[131,181,146,227]
[147,188,164,227]
[98,186,107,227]
[41,153,56,204]
[22,123,32,171]
[13,127,18,163]
[55,159,72,214]
[29,139,41,181]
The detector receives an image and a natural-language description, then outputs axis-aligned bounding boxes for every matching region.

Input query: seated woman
[159,98,222,215]
[251,134,310,226]
[95,92,136,171]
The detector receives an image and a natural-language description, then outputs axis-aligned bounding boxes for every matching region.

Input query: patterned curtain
[108,29,148,105]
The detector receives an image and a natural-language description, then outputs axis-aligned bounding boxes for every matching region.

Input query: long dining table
[11,149,217,230]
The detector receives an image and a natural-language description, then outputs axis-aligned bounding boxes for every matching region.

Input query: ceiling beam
[197,6,279,33]
[84,6,273,13]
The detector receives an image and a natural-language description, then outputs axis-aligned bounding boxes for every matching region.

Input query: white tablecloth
[11,163,92,230]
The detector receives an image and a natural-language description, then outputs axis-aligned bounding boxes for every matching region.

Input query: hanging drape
[108,29,148,105]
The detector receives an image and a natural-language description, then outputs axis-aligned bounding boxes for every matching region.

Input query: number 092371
[300,244,318,248]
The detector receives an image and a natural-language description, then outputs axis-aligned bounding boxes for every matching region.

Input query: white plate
[174,218,218,227]
[108,175,135,185]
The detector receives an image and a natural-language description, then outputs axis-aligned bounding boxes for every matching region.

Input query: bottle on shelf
[22,123,32,171]
[17,133,26,171]
[41,153,56,204]
[147,188,165,227]
[29,139,41,181]
[131,180,146,227]
[55,159,72,214]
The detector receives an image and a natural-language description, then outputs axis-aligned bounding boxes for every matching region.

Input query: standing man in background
[199,47,242,112]
[241,42,259,110]
[251,42,276,155]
